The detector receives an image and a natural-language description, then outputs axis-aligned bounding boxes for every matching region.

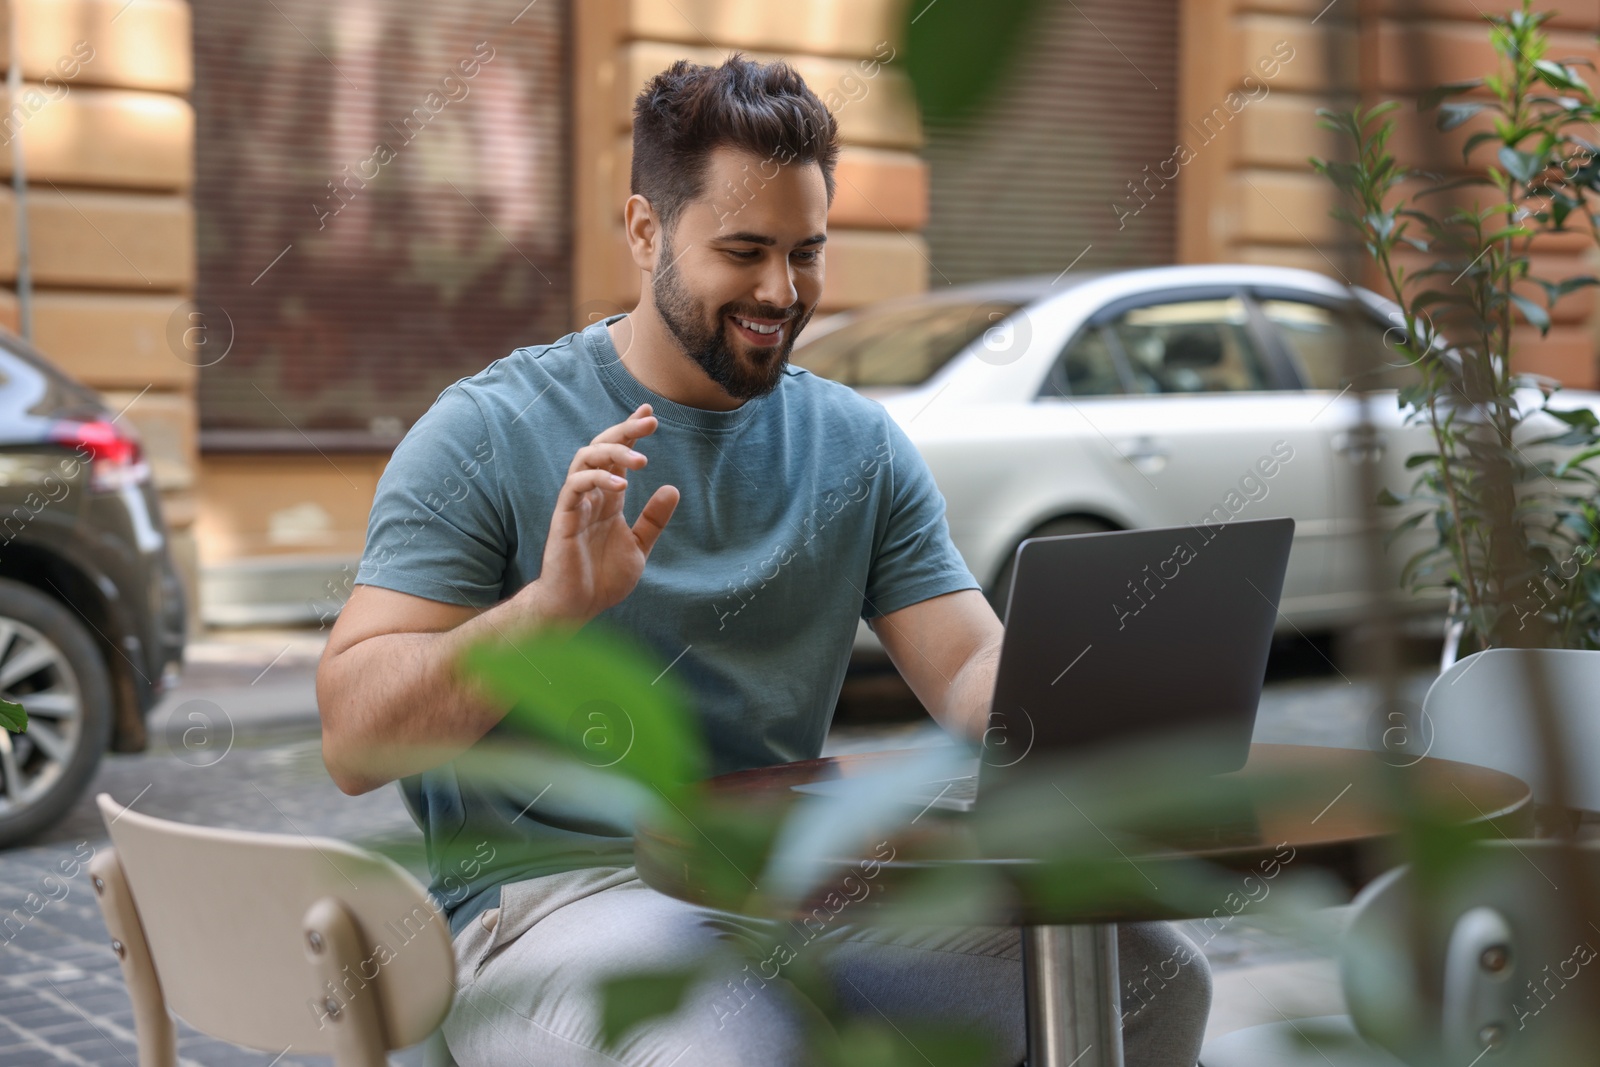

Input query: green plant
[425,621,1369,1065]
[1311,0,1600,653]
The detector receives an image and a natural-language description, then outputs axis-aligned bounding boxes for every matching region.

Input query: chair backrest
[1422,648,1600,810]
[1341,838,1600,1066]
[93,791,454,1056]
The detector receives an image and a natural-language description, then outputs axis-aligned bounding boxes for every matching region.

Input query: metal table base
[1022,923,1124,1067]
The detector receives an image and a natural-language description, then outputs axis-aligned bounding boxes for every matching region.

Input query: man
[317,54,1210,1066]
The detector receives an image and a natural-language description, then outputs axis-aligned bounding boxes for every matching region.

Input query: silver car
[793,264,1537,659]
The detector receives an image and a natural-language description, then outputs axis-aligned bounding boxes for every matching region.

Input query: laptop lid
[977,515,1295,789]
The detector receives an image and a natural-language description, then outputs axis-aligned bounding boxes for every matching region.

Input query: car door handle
[1114,437,1169,475]
[1333,428,1387,462]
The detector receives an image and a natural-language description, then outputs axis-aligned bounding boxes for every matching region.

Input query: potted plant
[1312,0,1600,661]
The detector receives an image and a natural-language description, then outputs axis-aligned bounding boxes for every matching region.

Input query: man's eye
[727,249,761,260]
[792,250,820,262]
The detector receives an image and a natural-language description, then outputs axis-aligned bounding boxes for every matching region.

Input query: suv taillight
[48,419,150,492]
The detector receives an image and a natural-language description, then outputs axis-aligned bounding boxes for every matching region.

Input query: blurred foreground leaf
[904,0,1047,125]
[600,967,702,1048]
[451,738,659,838]
[817,1017,1000,1067]
[459,620,706,801]
[0,697,24,733]
[760,745,973,908]
[644,788,793,914]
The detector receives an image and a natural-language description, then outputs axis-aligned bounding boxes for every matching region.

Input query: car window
[1258,298,1422,392]
[1109,296,1272,394]
[791,299,1024,387]
[1043,326,1125,397]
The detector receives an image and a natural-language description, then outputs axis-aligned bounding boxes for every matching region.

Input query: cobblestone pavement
[0,739,422,1067]
[0,629,1436,1065]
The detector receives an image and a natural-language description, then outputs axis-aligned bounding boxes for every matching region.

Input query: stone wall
[1178,0,1600,386]
[573,0,929,319]
[0,0,197,614]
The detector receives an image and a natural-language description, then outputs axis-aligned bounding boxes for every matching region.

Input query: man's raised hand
[526,403,680,625]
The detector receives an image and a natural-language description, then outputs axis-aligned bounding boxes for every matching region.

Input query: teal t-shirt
[353,314,979,935]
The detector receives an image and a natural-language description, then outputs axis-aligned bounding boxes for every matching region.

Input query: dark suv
[0,332,186,845]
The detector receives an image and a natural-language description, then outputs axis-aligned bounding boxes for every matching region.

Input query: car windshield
[792,299,1025,387]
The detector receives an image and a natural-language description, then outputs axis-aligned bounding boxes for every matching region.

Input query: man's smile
[728,314,787,347]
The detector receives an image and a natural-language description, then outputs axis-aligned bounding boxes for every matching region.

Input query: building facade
[14,0,1598,624]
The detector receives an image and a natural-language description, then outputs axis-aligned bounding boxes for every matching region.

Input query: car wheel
[0,577,113,847]
[988,517,1118,619]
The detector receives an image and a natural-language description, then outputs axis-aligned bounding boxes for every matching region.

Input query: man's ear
[622,194,663,271]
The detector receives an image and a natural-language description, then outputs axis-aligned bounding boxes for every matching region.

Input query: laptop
[793,516,1296,812]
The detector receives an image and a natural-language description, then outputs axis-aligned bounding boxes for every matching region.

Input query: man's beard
[653,236,814,402]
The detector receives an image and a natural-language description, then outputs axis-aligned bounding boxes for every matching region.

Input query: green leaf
[1533,59,1585,91]
[1418,79,1485,111]
[599,967,702,1047]
[1462,130,1502,159]
[458,620,706,801]
[1510,292,1551,335]
[1548,191,1576,229]
[1482,226,1532,246]
[1401,548,1454,589]
[820,1019,1000,1067]
[1398,382,1434,410]
[1547,407,1600,431]
[1497,145,1544,183]
[0,698,24,733]
[1384,509,1431,549]
[1412,288,1462,311]
[904,0,1048,125]
[1556,446,1600,476]
[1437,102,1485,130]
[1552,275,1600,300]
[1360,99,1403,124]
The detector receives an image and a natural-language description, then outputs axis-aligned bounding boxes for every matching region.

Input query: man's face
[651,145,828,401]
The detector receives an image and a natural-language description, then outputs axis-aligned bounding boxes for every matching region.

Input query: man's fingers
[568,441,649,477]
[591,403,660,450]
[632,484,680,556]
[555,468,628,514]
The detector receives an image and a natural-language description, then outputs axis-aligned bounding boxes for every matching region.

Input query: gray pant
[442,865,1212,1067]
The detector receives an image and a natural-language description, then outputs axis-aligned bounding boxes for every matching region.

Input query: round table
[634,743,1532,1067]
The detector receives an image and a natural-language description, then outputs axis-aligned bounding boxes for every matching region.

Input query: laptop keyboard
[788,768,980,810]
[922,774,979,804]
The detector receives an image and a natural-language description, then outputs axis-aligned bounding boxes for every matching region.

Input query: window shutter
[193,0,572,445]
[923,0,1178,284]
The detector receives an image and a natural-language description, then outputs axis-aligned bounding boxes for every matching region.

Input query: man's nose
[752,255,798,311]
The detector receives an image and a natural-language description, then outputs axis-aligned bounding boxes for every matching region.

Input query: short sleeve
[861,411,981,620]
[355,385,507,607]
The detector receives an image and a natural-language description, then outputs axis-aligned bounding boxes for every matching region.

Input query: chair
[1200,839,1600,1065]
[1417,648,1600,813]
[87,792,456,1067]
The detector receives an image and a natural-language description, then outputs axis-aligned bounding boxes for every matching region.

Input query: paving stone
[58,991,132,1017]
[59,1032,140,1057]
[5,1006,82,1031]
[0,1046,75,1065]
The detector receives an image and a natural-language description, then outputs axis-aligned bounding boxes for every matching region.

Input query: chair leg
[88,849,177,1067]
[303,896,391,1067]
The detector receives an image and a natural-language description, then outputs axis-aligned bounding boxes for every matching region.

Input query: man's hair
[630,53,840,239]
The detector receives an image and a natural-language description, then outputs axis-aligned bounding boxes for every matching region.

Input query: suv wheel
[0,577,112,846]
